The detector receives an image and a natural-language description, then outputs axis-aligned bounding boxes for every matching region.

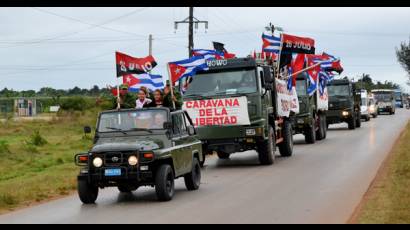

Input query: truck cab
[75,108,203,203]
[294,72,328,144]
[327,79,361,130]
[372,89,396,115]
[182,58,294,166]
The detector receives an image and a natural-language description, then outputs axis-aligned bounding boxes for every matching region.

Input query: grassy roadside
[0,110,98,214]
[354,121,410,224]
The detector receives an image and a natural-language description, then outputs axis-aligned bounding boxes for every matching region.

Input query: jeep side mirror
[84,126,92,134]
[187,126,196,135]
[163,122,173,130]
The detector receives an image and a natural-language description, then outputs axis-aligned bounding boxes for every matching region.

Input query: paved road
[1,109,409,224]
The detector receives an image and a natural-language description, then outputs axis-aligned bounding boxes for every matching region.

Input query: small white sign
[276,79,300,117]
[49,106,60,112]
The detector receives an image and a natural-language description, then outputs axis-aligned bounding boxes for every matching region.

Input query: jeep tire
[184,158,201,191]
[155,164,175,202]
[78,180,98,204]
[279,120,293,157]
[257,126,275,165]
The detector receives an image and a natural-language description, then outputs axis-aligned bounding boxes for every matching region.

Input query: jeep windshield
[184,69,257,97]
[328,84,350,97]
[98,110,168,133]
[374,92,393,102]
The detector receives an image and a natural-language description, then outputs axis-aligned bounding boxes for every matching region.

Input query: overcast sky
[0,7,409,92]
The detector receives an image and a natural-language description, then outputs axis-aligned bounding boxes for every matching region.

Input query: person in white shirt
[136,88,152,109]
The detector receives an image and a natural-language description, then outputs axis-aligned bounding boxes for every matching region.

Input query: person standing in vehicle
[163,84,182,110]
[136,88,152,109]
[146,89,164,108]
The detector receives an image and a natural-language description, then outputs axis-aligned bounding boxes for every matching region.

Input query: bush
[29,130,48,146]
[0,140,10,154]
[60,97,89,111]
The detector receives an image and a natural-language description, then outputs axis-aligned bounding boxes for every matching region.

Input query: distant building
[14,98,37,117]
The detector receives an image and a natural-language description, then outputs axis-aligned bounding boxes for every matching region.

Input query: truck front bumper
[326,109,352,124]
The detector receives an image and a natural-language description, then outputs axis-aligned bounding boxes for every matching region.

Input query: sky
[0,7,409,92]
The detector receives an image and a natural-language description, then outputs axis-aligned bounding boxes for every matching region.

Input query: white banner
[317,87,329,111]
[276,79,300,117]
[183,96,251,127]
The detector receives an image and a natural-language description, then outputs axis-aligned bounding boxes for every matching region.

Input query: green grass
[0,109,99,213]
[357,122,410,224]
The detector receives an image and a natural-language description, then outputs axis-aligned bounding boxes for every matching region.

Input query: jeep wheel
[217,151,230,159]
[155,164,175,202]
[184,158,201,191]
[348,116,356,130]
[279,120,293,157]
[316,115,326,141]
[305,118,316,144]
[78,180,98,204]
[257,126,275,165]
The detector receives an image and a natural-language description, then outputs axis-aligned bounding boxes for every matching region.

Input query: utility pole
[175,7,208,57]
[148,34,153,56]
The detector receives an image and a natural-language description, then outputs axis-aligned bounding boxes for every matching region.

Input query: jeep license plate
[105,168,121,177]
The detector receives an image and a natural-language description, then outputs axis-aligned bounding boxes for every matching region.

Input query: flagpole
[116,77,121,110]
[276,33,284,78]
[288,61,322,78]
[166,64,176,110]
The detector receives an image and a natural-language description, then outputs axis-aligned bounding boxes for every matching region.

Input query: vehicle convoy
[326,79,362,130]
[182,57,295,166]
[368,96,379,118]
[294,72,328,144]
[372,89,396,115]
[359,89,371,122]
[394,89,404,108]
[75,108,203,203]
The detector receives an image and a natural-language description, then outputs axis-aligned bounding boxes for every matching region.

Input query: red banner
[116,51,157,77]
[281,34,315,54]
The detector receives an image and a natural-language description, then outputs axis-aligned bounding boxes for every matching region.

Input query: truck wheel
[257,126,275,165]
[365,115,371,122]
[305,118,316,144]
[217,152,230,159]
[348,116,356,130]
[155,164,175,202]
[356,115,362,128]
[78,180,98,204]
[184,158,201,191]
[279,120,293,157]
[316,115,326,141]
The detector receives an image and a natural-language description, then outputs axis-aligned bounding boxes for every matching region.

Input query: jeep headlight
[93,157,103,168]
[342,111,349,116]
[128,155,138,166]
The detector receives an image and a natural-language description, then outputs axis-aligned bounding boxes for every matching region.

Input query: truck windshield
[328,85,350,97]
[98,110,168,133]
[184,69,257,97]
[296,80,307,96]
[395,92,402,101]
[374,93,393,102]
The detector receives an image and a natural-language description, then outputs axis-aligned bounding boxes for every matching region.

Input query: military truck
[75,108,203,203]
[294,72,328,144]
[182,57,294,166]
[326,79,361,130]
[372,89,396,115]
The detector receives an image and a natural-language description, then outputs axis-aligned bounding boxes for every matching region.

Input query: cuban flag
[192,49,225,60]
[262,31,281,60]
[306,58,320,95]
[168,56,209,85]
[318,71,335,96]
[123,73,164,92]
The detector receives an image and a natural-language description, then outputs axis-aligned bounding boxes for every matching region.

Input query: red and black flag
[115,51,157,77]
[279,34,315,68]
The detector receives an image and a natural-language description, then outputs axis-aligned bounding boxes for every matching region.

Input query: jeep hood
[91,136,164,153]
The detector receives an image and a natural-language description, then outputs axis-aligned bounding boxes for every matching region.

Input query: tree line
[0,85,111,98]
[352,74,402,92]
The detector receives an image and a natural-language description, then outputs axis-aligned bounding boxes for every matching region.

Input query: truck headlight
[128,156,138,166]
[342,111,349,116]
[93,157,103,168]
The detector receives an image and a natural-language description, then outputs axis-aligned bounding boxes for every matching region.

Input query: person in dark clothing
[145,89,164,108]
[111,85,136,109]
[163,85,182,110]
